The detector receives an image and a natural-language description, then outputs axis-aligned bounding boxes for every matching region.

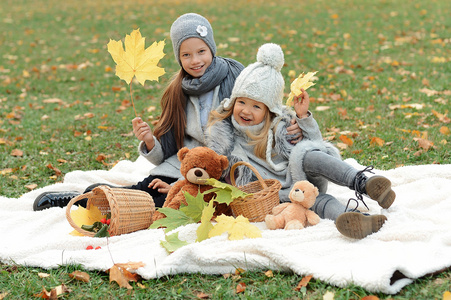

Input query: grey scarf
[160,56,244,159]
[182,56,243,102]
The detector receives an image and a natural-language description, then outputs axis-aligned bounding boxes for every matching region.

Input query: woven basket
[229,161,281,222]
[66,185,155,237]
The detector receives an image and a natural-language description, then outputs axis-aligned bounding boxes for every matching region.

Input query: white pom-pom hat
[221,43,285,116]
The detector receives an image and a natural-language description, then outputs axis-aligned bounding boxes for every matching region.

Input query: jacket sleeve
[296,111,323,142]
[137,137,165,166]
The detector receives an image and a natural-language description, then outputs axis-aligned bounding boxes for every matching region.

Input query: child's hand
[293,88,310,119]
[287,119,303,144]
[148,178,171,194]
[132,117,155,151]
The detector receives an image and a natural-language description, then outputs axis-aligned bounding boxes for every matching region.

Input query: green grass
[1,0,450,298]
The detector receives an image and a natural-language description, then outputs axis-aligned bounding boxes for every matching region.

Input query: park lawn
[1,0,450,299]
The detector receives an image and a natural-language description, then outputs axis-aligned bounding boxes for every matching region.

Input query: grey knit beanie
[222,43,285,116]
[170,13,217,66]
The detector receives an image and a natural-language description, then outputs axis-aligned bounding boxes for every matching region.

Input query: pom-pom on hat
[170,13,217,66]
[222,43,285,116]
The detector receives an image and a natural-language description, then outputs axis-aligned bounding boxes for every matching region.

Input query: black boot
[33,191,83,211]
[354,166,396,209]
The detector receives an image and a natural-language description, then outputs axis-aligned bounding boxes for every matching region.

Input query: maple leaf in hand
[107,29,165,85]
[286,71,317,106]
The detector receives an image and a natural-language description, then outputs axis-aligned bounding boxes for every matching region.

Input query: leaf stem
[130,84,138,117]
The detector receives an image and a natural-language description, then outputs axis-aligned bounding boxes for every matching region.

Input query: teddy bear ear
[219,155,229,170]
[177,147,190,162]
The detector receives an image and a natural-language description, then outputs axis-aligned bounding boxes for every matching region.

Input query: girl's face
[179,38,213,78]
[233,97,268,126]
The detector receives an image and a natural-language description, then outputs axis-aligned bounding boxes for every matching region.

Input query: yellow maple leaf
[107,29,165,86]
[208,215,261,240]
[196,200,215,242]
[69,205,106,236]
[286,71,317,106]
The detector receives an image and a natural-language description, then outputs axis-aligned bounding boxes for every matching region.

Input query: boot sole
[336,212,387,239]
[365,175,396,209]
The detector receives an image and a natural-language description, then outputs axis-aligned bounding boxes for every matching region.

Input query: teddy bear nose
[295,189,304,193]
[195,170,203,177]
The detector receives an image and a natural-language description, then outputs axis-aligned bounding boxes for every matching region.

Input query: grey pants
[303,150,361,221]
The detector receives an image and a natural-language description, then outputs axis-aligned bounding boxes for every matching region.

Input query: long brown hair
[208,100,275,160]
[153,69,187,149]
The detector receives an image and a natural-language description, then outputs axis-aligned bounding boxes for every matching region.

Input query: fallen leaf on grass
[264,270,274,277]
[38,272,50,278]
[46,163,62,176]
[440,126,450,135]
[69,270,90,283]
[109,263,142,289]
[431,110,450,123]
[236,282,246,294]
[295,274,313,291]
[10,149,23,157]
[316,106,331,111]
[323,291,335,300]
[196,292,210,299]
[25,184,38,190]
[370,137,385,147]
[361,296,380,300]
[34,284,71,299]
[339,135,353,146]
[414,137,434,151]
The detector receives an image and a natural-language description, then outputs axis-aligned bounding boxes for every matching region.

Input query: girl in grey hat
[207,43,396,239]
[33,14,302,211]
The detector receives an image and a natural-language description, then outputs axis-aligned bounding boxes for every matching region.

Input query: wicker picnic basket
[229,161,281,222]
[66,185,155,237]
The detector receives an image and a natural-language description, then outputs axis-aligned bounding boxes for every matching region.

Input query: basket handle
[66,192,96,237]
[230,161,268,189]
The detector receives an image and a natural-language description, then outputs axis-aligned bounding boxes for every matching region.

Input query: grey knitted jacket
[207,107,341,202]
[138,86,221,180]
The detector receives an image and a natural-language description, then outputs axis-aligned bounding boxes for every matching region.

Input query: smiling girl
[207,43,396,239]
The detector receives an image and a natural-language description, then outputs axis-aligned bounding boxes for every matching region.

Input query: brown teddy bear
[152,147,232,221]
[265,180,321,230]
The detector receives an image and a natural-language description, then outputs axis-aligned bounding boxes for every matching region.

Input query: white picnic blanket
[1,156,451,294]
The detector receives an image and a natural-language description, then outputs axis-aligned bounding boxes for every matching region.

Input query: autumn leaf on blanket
[180,190,209,222]
[208,215,261,240]
[107,29,165,85]
[286,71,318,106]
[161,232,189,253]
[69,205,107,236]
[109,263,143,289]
[196,200,215,242]
[203,178,251,205]
[149,207,194,233]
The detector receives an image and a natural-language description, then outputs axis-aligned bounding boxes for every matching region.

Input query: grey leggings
[303,150,360,221]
